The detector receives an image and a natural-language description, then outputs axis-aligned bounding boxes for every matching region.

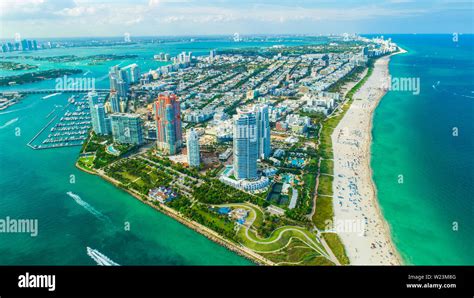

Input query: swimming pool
[106,144,120,156]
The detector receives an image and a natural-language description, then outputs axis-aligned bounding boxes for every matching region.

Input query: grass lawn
[319,159,334,175]
[322,232,350,265]
[259,238,333,265]
[219,203,326,255]
[77,155,95,171]
[118,171,141,184]
[240,225,325,253]
[193,206,235,235]
[312,196,333,230]
[317,174,334,196]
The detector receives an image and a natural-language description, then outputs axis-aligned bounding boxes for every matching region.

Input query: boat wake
[42,93,61,100]
[0,101,37,115]
[86,247,120,266]
[0,117,19,129]
[67,191,111,222]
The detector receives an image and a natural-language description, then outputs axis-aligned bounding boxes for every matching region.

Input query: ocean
[371,34,474,265]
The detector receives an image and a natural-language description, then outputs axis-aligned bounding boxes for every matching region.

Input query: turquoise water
[371,35,474,265]
[0,92,254,265]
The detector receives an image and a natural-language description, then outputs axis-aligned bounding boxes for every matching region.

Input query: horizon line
[1,33,472,41]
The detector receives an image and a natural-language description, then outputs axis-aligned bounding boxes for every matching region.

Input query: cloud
[55,6,97,17]
[0,0,472,37]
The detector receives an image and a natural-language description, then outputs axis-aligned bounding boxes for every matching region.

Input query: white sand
[331,49,406,265]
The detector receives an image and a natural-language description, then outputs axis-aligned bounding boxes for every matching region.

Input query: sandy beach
[331,49,406,265]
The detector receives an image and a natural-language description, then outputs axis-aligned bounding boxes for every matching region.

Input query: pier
[27,94,92,150]
[27,115,58,150]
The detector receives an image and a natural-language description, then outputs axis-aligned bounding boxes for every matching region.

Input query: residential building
[90,103,110,135]
[110,113,144,145]
[255,104,271,159]
[154,93,183,155]
[233,108,258,180]
[109,91,120,113]
[186,128,200,167]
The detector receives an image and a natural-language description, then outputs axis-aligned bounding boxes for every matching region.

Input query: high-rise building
[130,64,140,83]
[122,63,140,84]
[117,79,128,98]
[154,93,183,155]
[209,49,216,62]
[87,91,99,107]
[109,91,120,113]
[109,72,118,91]
[20,39,29,51]
[110,113,144,145]
[255,104,271,159]
[186,128,200,167]
[175,51,192,65]
[109,66,129,97]
[90,103,110,135]
[233,108,258,180]
[105,116,112,134]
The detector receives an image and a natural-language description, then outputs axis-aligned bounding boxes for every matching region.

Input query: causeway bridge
[1,89,110,95]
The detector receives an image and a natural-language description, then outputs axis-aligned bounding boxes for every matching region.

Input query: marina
[27,95,92,150]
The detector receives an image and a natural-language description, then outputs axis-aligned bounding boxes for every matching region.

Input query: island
[0,68,83,86]
[16,54,139,64]
[0,61,38,71]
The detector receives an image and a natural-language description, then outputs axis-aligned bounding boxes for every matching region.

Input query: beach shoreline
[332,48,406,265]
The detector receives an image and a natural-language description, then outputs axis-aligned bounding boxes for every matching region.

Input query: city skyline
[0,0,473,39]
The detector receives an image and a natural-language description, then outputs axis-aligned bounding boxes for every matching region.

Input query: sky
[0,0,473,39]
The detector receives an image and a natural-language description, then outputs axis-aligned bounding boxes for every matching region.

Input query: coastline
[75,162,273,266]
[331,48,406,265]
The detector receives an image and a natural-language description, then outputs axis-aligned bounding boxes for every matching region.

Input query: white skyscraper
[233,108,258,180]
[90,103,109,135]
[187,128,200,167]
